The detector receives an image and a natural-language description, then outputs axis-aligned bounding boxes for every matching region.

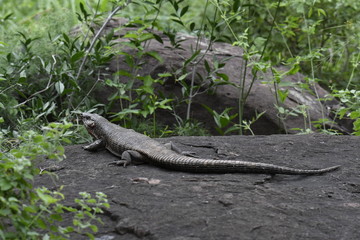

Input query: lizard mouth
[81,113,97,137]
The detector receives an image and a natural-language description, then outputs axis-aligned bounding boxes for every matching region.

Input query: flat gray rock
[35,134,360,240]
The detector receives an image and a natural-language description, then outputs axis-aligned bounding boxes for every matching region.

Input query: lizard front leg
[83,139,105,151]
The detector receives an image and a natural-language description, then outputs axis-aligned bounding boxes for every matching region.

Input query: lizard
[81,112,340,175]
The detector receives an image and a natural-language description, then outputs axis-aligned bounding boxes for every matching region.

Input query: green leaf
[317,8,326,17]
[50,213,63,221]
[180,5,189,17]
[19,70,27,81]
[277,89,289,103]
[71,51,85,63]
[4,13,13,21]
[158,72,172,78]
[350,111,360,119]
[139,33,155,42]
[36,218,47,229]
[36,188,58,204]
[219,117,230,128]
[254,37,266,50]
[233,0,240,11]
[123,33,138,39]
[42,234,50,240]
[79,2,89,21]
[62,33,70,44]
[204,60,211,73]
[55,81,65,94]
[184,50,200,66]
[89,224,98,232]
[145,51,163,63]
[216,73,229,81]
[171,18,184,26]
[33,135,44,143]
[189,22,195,31]
[178,73,188,81]
[152,33,163,44]
[224,125,242,135]
[0,178,12,191]
[287,64,300,75]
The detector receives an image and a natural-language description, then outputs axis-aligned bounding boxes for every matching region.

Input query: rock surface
[35,134,360,239]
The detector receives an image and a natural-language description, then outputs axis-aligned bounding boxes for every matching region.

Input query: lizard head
[81,112,107,139]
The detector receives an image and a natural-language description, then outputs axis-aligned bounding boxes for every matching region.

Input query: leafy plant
[332,89,360,135]
[202,106,238,135]
[0,122,109,239]
[173,119,210,136]
[2,0,360,136]
[104,18,174,135]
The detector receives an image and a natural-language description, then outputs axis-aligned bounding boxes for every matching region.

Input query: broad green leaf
[55,81,65,94]
[71,51,85,63]
[350,111,360,119]
[36,188,58,204]
[36,218,47,229]
[216,73,229,81]
[0,178,12,191]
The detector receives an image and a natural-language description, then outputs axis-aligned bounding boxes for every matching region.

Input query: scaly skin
[81,113,340,175]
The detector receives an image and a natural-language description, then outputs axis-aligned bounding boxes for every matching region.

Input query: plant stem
[75,1,131,82]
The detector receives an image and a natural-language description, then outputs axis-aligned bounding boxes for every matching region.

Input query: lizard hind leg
[165,141,197,157]
[109,150,146,167]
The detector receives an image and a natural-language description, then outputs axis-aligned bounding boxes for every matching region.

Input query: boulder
[90,19,352,134]
[35,134,360,239]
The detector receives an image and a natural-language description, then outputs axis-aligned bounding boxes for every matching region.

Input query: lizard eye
[81,113,91,120]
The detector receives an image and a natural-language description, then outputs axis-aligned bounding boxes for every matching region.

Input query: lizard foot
[108,160,129,167]
[181,151,198,158]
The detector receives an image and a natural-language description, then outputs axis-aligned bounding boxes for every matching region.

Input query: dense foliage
[0,122,109,239]
[1,0,359,136]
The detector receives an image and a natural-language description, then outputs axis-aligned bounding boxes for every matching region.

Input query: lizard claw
[181,151,198,158]
[108,160,129,167]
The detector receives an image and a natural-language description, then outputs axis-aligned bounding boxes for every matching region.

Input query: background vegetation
[0,0,360,136]
[1,0,360,137]
[1,0,360,238]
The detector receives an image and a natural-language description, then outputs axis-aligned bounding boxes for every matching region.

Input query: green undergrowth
[0,121,110,239]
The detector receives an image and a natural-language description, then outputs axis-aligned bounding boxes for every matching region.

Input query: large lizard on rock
[81,112,340,175]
